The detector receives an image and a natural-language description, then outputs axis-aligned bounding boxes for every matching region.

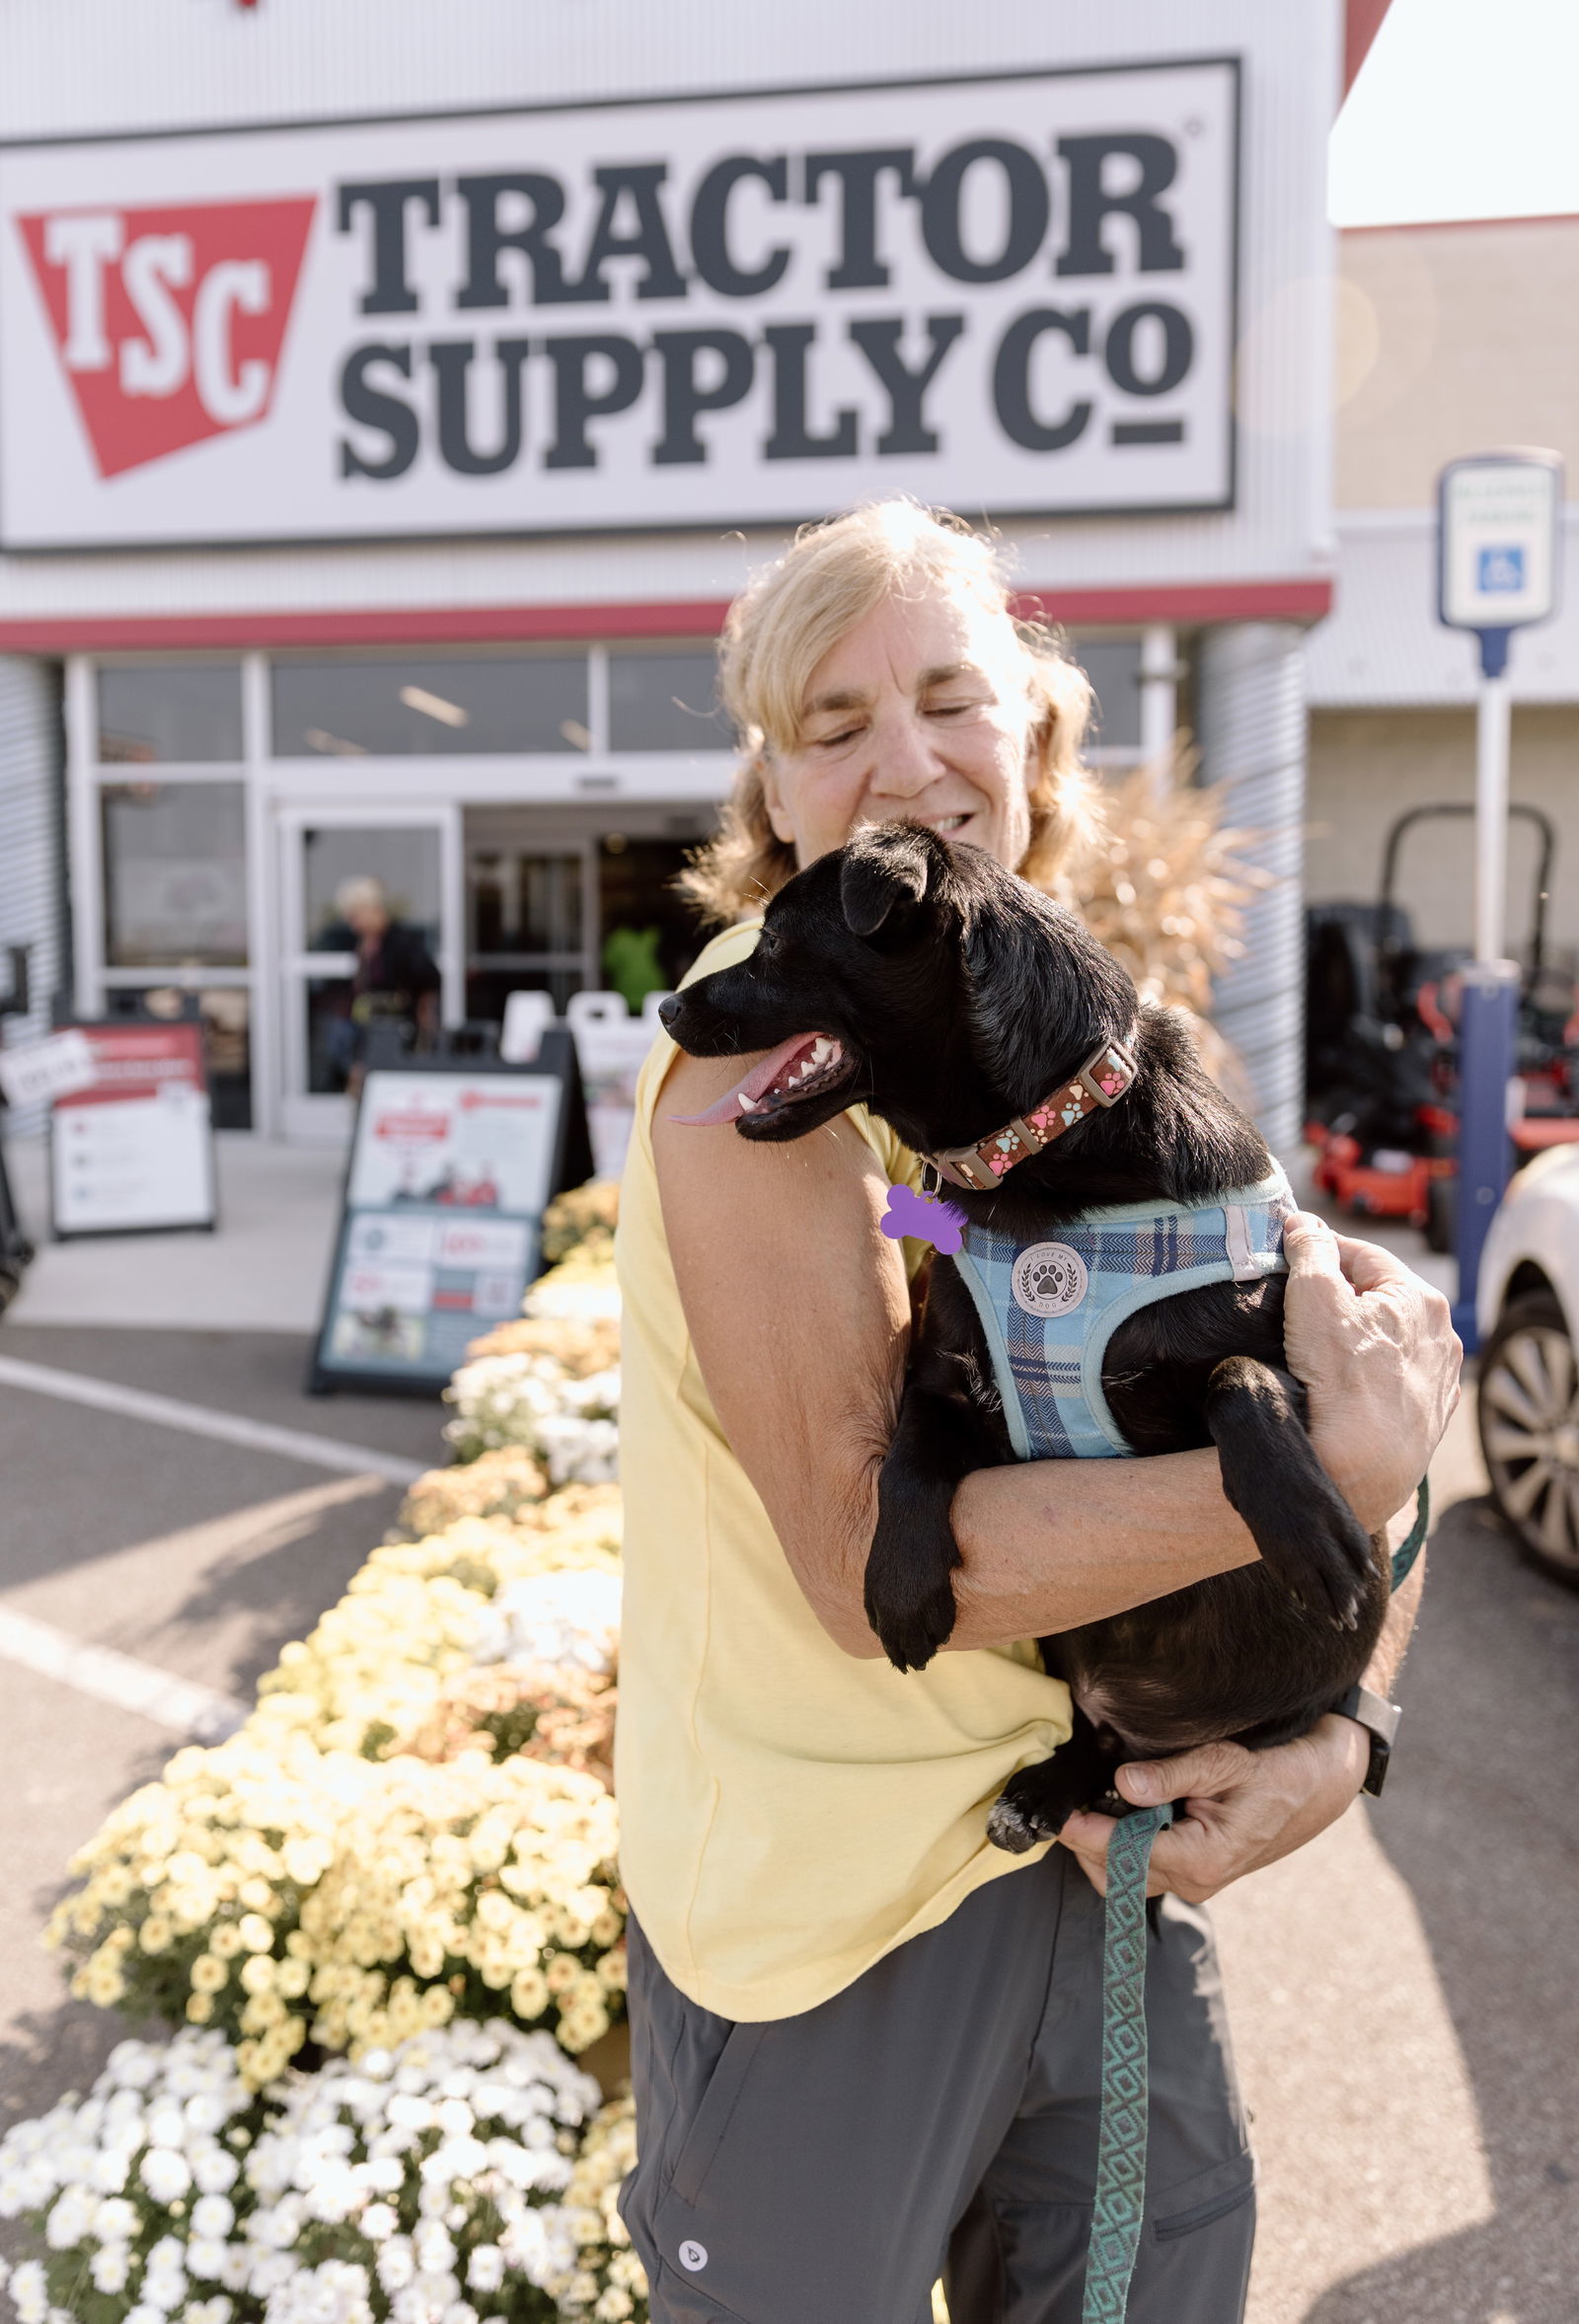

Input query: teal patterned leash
[1391,1477,1430,1589]
[1082,1479,1429,2322]
[1082,1799,1172,2324]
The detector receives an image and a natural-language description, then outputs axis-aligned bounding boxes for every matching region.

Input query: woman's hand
[1058,1716,1371,1901]
[1280,1213,1462,1532]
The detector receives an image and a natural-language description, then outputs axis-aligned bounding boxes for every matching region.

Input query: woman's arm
[947,1211,1460,1649]
[654,1055,1389,1657]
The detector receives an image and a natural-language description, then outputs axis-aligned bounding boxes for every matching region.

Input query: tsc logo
[17,196,316,478]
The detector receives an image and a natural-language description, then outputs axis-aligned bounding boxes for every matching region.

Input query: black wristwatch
[1329,1684,1401,1798]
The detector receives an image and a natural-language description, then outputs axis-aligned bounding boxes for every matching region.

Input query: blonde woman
[614,503,1459,2324]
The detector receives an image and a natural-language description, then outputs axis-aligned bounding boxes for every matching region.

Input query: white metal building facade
[0,0,1343,1151]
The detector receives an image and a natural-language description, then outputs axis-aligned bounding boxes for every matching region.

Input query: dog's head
[660,823,1138,1155]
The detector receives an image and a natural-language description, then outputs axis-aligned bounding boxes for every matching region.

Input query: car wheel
[1477,1290,1579,1590]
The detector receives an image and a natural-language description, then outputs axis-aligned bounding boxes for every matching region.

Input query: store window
[101,782,248,967]
[608,646,728,752]
[270,654,590,757]
[97,664,243,764]
[1071,638,1144,754]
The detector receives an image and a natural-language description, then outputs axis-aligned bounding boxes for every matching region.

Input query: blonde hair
[679,499,1103,924]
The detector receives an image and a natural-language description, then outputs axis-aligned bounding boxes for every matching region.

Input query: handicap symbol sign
[1477,544,1526,594]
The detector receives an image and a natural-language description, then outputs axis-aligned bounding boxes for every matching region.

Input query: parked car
[1476,1145,1579,1587]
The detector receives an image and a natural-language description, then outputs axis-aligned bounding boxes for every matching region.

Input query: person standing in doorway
[320,874,441,1091]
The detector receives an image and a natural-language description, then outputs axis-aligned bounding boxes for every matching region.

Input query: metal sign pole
[1436,452,1562,1351]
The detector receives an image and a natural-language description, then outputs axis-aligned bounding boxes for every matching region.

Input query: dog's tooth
[812,1036,833,1064]
[737,1091,759,1111]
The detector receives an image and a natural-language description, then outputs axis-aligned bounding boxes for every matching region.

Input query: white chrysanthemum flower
[90,2242,133,2294]
[8,2261,48,2324]
[141,2147,193,2205]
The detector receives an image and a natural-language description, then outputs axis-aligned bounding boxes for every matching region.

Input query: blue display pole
[1452,961,1517,1346]
[1452,623,1517,1350]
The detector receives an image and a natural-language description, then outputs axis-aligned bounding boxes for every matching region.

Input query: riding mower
[1304,803,1579,1251]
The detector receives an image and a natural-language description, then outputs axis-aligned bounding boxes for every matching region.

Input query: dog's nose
[657,993,683,1031]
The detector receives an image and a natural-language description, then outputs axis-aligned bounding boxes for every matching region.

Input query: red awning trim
[0,577,1332,655]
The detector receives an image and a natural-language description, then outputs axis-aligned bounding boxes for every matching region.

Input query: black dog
[661,823,1389,1848]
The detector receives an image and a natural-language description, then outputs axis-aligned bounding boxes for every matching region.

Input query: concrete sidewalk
[2,1132,347,1332]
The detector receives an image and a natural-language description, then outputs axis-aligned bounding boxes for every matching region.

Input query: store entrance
[463,804,714,1023]
[272,799,714,1139]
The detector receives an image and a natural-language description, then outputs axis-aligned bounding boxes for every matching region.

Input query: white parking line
[0,1352,425,1485]
[0,1605,248,1742]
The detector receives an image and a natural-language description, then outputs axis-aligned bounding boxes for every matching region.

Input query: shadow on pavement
[1306,1495,1579,2322]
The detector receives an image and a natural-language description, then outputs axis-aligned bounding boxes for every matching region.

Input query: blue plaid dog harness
[950,1166,1296,1462]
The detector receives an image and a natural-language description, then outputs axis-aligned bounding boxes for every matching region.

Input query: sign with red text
[311,1063,565,1389]
[0,61,1239,547]
[49,1022,216,1237]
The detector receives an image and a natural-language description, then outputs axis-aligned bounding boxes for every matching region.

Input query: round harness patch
[1012,1241,1090,1318]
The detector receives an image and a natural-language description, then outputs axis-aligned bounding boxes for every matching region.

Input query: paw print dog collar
[924,1035,1138,1195]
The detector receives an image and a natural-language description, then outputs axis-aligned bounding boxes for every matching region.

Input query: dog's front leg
[865,1372,983,1672]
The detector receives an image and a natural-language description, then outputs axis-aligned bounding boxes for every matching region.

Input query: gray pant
[619,1847,1255,2324]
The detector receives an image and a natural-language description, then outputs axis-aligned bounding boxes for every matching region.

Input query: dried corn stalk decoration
[1068,754,1270,1095]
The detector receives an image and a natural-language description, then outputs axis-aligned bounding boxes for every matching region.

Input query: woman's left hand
[1057,1714,1370,1902]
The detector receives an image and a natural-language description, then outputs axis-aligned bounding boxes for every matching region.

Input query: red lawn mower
[1304,803,1579,1251]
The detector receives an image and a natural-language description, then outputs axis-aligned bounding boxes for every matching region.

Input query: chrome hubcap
[1482,1325,1579,1573]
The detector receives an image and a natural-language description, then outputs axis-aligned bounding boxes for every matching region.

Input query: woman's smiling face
[760,586,1038,876]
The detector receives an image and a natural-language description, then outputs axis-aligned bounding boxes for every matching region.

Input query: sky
[1330,0,1579,227]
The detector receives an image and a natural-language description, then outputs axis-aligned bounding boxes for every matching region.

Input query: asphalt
[0,1322,1574,2323]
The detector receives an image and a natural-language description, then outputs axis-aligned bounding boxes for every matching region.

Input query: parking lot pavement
[1220,1392,1579,2324]
[0,1328,445,2154]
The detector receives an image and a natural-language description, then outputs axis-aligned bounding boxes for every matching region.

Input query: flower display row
[0,2022,640,2324]
[4,1186,651,2323]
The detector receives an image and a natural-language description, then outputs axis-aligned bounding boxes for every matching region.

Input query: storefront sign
[310,1061,568,1391]
[49,1022,216,1237]
[0,61,1240,548]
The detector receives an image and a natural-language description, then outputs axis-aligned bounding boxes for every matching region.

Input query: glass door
[276,805,462,1141]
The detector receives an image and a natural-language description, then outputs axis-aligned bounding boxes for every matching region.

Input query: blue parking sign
[1477,544,1526,593]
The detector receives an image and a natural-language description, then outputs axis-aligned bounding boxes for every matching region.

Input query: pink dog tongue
[671,1032,819,1125]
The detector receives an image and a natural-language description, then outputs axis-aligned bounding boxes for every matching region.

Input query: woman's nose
[867,715,942,797]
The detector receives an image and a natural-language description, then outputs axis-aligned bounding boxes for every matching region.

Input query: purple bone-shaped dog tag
[880,1183,967,1256]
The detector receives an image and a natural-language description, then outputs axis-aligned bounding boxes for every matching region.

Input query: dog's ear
[840,826,935,940]
[963,878,1137,1101]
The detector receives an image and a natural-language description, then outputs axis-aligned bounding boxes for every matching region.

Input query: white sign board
[1439,454,1562,634]
[0,61,1240,549]
[312,1063,566,1387]
[50,1022,216,1237]
[0,1029,96,1111]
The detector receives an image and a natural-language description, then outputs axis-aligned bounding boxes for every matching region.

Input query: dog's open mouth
[673,1030,859,1127]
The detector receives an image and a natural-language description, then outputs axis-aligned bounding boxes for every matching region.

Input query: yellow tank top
[613,920,1072,2021]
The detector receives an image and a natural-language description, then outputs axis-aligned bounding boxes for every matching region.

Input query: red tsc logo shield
[16,196,316,478]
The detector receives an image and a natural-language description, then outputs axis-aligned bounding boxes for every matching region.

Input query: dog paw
[987,1795,1049,1854]
[867,1571,959,1673]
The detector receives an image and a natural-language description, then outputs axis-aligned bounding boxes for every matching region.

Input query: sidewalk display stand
[566,991,670,1183]
[306,1025,592,1396]
[47,1017,217,1239]
[0,944,38,1306]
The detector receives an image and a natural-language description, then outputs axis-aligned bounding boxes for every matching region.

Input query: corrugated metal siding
[1198,622,1307,1162]
[0,654,64,1135]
